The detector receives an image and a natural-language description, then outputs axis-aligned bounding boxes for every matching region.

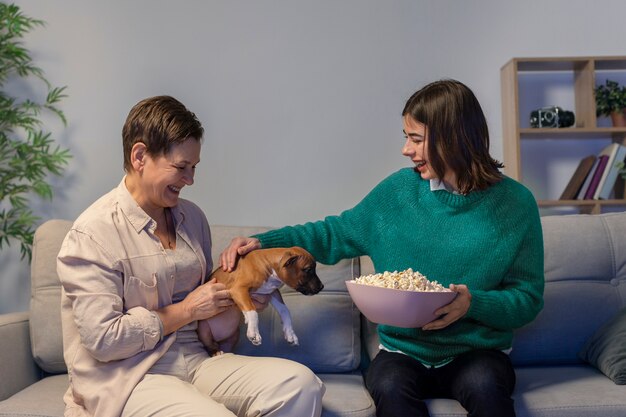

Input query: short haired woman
[58,96,325,417]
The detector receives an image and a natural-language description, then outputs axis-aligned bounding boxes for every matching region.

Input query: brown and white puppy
[198,247,324,355]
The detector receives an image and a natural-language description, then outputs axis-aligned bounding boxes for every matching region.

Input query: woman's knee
[448,350,516,416]
[260,360,325,417]
[193,354,324,417]
[366,368,404,399]
[123,374,235,417]
[366,351,423,400]
[282,360,324,397]
[452,350,516,396]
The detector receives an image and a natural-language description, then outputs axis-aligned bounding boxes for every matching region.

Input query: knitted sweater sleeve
[465,187,545,330]
[253,172,399,265]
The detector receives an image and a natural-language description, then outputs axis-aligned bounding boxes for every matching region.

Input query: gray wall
[2,0,625,313]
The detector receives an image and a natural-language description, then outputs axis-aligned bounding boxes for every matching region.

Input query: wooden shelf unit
[500,56,626,214]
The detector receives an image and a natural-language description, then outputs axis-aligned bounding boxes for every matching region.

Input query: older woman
[57,96,324,417]
[220,80,544,417]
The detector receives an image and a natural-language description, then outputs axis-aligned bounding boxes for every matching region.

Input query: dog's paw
[284,329,299,346]
[247,331,262,346]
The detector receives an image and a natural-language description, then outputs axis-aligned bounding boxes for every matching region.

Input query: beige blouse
[57,178,212,417]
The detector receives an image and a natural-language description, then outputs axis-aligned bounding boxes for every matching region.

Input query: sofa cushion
[420,366,626,417]
[0,312,41,402]
[0,374,67,417]
[513,365,626,417]
[209,225,362,372]
[29,221,362,375]
[317,372,375,417]
[30,219,72,374]
[0,373,377,417]
[511,213,626,366]
[579,307,626,384]
[232,259,362,372]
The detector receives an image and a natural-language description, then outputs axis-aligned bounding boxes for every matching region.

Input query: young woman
[220,80,544,417]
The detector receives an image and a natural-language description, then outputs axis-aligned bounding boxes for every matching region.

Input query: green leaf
[595,79,626,117]
[0,3,70,260]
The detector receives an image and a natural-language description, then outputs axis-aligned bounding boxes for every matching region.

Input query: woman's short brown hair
[122,95,204,171]
[402,79,503,193]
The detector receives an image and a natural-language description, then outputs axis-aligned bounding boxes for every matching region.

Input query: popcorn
[352,268,449,292]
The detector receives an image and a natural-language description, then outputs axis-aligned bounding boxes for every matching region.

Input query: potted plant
[595,79,626,127]
[0,3,70,259]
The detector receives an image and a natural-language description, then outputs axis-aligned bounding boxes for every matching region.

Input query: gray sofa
[1,213,625,417]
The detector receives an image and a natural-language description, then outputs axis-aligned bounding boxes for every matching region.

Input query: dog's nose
[298,281,324,295]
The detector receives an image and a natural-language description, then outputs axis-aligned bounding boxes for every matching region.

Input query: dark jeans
[365,349,516,417]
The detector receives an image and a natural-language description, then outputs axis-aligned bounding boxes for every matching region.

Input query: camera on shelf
[529,106,575,128]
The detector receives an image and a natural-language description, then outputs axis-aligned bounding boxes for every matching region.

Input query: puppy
[198,247,324,355]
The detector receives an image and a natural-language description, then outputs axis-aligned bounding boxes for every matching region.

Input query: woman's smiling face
[402,115,434,180]
[402,115,460,191]
[137,138,201,212]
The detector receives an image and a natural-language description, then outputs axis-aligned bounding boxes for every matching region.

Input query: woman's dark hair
[402,79,503,193]
[122,95,204,171]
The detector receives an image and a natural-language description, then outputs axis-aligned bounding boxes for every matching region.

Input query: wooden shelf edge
[507,56,626,72]
[538,199,626,207]
[520,127,626,135]
[510,56,626,63]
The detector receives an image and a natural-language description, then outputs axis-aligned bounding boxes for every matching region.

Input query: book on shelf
[592,143,621,200]
[559,155,596,200]
[577,157,601,200]
[583,155,609,200]
[597,144,626,200]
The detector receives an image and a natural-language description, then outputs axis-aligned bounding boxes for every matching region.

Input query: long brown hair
[402,79,503,194]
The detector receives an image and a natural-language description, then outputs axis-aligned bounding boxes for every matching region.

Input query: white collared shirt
[430,179,462,194]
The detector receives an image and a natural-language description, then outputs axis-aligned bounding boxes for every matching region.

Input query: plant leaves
[0,3,69,260]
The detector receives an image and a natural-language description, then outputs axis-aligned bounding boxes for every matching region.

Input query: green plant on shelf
[595,79,626,118]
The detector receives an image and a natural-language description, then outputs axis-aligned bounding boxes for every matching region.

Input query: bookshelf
[500,56,626,214]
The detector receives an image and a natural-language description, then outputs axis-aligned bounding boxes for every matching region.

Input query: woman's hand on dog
[184,278,234,321]
[220,237,261,272]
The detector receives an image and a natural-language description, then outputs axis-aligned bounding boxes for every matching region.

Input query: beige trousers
[121,348,325,417]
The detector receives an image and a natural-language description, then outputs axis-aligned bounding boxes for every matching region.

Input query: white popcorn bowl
[346,280,457,328]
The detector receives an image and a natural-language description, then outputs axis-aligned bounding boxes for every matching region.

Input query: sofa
[1,212,625,417]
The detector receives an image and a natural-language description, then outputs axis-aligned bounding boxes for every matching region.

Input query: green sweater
[255,168,544,366]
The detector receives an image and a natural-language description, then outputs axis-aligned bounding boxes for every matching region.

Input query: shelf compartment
[501,56,626,214]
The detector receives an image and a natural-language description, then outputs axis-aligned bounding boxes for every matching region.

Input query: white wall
[2,0,626,313]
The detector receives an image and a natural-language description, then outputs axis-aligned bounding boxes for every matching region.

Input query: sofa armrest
[0,312,43,400]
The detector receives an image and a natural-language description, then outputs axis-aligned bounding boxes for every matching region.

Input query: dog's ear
[283,255,299,268]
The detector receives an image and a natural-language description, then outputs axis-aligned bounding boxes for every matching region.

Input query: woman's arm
[464,199,545,330]
[59,234,161,362]
[155,278,233,335]
[58,228,233,362]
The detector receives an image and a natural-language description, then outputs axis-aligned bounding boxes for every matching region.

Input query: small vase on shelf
[610,109,626,127]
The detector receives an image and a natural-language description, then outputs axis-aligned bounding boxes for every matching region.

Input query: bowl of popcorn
[346,268,457,328]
